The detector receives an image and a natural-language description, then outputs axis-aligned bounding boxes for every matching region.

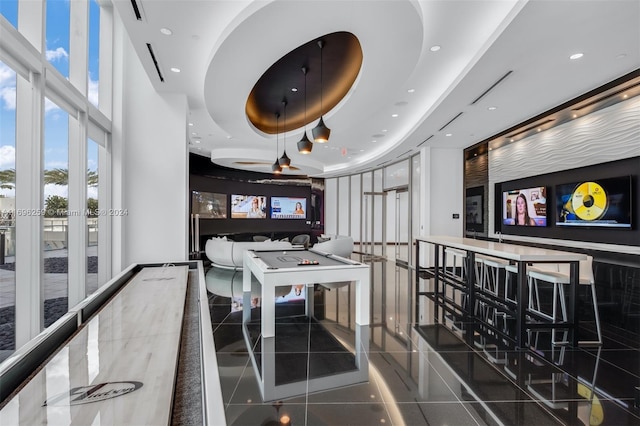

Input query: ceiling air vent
[146,43,165,83]
[130,0,144,20]
[471,70,513,105]
[416,135,434,148]
[438,112,463,132]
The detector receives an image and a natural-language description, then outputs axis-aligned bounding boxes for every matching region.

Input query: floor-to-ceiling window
[45,0,70,78]
[0,0,112,359]
[86,139,98,294]
[42,96,71,327]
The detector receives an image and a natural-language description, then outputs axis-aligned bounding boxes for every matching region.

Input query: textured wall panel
[488,96,640,241]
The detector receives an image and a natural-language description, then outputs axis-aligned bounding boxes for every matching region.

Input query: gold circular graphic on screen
[571,181,608,220]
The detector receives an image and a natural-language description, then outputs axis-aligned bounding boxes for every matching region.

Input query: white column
[67,0,89,306]
[15,70,45,345]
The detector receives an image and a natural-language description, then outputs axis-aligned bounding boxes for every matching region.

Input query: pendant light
[272,112,282,174]
[312,40,331,143]
[297,66,313,154]
[278,99,291,168]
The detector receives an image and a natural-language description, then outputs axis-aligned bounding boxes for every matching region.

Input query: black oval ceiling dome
[246,32,363,134]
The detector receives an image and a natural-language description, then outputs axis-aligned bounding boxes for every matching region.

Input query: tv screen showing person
[271,197,307,219]
[231,195,266,219]
[502,187,547,226]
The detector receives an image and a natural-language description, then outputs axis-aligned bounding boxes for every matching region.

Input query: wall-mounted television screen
[230,195,267,219]
[270,197,307,219]
[502,186,547,226]
[556,176,632,228]
[191,191,227,219]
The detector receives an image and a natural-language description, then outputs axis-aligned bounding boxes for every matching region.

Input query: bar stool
[444,247,467,281]
[444,247,467,331]
[556,256,601,345]
[527,256,602,345]
[481,256,510,360]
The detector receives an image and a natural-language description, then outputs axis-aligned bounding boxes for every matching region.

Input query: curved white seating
[313,235,354,258]
[205,237,292,270]
[313,235,354,289]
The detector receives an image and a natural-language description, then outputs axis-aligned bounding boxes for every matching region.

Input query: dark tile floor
[207,266,640,426]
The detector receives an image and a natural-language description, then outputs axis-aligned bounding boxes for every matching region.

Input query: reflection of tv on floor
[556,176,632,228]
[502,186,547,226]
[271,197,306,219]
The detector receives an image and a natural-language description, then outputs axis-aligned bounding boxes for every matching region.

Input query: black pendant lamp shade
[297,67,313,154]
[272,112,282,174]
[312,40,331,143]
[278,100,291,168]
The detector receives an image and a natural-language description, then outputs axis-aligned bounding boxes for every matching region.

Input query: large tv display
[502,186,547,226]
[191,191,227,219]
[556,176,632,228]
[270,197,307,219]
[231,195,267,219]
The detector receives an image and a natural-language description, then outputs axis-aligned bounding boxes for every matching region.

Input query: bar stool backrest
[556,255,594,285]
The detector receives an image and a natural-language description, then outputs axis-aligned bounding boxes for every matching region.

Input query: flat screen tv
[191,191,227,219]
[230,195,267,219]
[502,186,547,226]
[556,176,632,228]
[270,197,307,219]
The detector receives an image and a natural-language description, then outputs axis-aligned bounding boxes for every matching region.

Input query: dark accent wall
[494,157,639,247]
[189,154,324,245]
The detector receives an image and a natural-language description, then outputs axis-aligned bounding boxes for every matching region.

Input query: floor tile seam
[223,349,257,411]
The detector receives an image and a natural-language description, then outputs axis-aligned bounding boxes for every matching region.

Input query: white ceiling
[112,0,640,177]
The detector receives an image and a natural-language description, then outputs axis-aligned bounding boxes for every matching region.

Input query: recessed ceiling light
[537,128,541,132]
[407,88,415,93]
[194,140,201,144]
[170,67,181,73]
[569,52,584,60]
[391,114,398,118]
[623,94,628,99]
[445,133,452,137]
[430,45,441,52]
[188,122,194,126]
[487,106,497,111]
[372,140,377,143]
[360,149,364,152]
[291,87,298,92]
[510,138,514,142]
[160,28,172,35]
[226,135,232,139]
[382,129,388,132]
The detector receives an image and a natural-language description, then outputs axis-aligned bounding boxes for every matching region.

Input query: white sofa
[205,237,292,270]
[312,235,354,258]
[312,235,355,289]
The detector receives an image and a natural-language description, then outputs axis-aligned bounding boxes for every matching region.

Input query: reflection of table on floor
[242,248,371,401]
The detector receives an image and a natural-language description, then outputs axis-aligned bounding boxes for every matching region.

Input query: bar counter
[415,236,587,348]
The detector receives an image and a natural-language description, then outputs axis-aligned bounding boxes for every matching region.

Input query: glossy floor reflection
[207,258,640,426]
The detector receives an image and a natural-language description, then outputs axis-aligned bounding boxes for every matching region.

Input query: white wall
[112,26,188,266]
[421,147,464,238]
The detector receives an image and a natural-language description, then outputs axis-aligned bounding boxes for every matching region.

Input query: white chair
[527,256,602,345]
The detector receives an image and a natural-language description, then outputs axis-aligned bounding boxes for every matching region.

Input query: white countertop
[417,236,587,262]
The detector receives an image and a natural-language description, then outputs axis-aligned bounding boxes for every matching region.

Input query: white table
[242,248,370,338]
[241,248,371,400]
[415,236,587,348]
